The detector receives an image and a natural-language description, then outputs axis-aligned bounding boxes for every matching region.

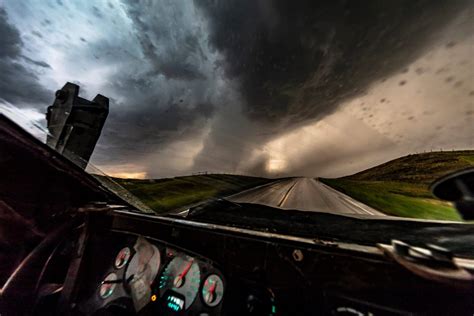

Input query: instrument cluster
[80,236,225,315]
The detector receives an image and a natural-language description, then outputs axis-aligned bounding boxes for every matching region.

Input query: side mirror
[430,168,474,220]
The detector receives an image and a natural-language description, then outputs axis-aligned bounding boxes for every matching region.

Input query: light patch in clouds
[0,100,47,141]
[259,113,395,177]
[256,27,474,178]
[138,126,210,178]
[101,169,147,180]
[266,159,288,174]
[89,163,148,180]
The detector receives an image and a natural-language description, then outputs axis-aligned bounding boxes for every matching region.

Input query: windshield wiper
[378,240,474,287]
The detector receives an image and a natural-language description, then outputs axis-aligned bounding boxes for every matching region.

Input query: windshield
[1,1,473,225]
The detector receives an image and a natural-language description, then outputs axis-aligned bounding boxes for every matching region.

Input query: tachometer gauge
[125,243,161,285]
[115,247,131,269]
[202,274,224,307]
[159,256,200,310]
[99,273,118,299]
[125,237,161,311]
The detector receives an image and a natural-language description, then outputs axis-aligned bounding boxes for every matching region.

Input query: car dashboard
[54,209,474,316]
[76,232,227,315]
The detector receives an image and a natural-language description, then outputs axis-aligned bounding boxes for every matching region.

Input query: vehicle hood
[0,114,121,238]
[186,199,474,257]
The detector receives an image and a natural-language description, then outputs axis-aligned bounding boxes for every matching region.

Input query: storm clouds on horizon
[0,0,473,179]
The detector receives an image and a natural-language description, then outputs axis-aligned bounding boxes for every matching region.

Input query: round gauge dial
[115,247,131,269]
[125,244,161,285]
[202,274,224,307]
[159,256,200,310]
[99,272,118,299]
[124,239,161,311]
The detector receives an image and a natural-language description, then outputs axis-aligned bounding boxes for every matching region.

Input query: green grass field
[320,150,474,221]
[114,174,273,213]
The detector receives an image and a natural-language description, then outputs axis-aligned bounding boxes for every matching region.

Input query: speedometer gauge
[159,256,200,310]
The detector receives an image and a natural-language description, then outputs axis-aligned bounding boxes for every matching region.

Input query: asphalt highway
[229,177,385,216]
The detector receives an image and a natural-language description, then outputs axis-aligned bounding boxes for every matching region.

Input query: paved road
[229,177,385,216]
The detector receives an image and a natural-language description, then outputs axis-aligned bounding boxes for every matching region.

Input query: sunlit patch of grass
[460,155,474,165]
[320,151,474,221]
[320,179,460,221]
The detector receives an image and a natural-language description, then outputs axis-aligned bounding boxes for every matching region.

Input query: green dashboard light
[167,302,180,311]
[166,294,185,312]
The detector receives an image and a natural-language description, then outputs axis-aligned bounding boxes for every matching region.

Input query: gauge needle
[204,281,217,303]
[174,260,193,288]
[209,281,217,295]
[101,274,134,285]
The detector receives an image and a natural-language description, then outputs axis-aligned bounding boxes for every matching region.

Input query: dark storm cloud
[108,75,215,141]
[83,1,225,170]
[122,2,206,81]
[97,93,214,169]
[194,0,470,126]
[0,1,220,173]
[188,0,473,175]
[0,8,21,58]
[95,94,215,166]
[0,7,52,106]
[41,19,52,26]
[31,30,43,38]
[91,6,103,19]
[21,55,51,69]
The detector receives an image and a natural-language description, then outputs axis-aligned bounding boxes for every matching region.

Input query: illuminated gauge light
[159,256,200,310]
[201,274,224,307]
[166,294,185,312]
[166,247,177,258]
[270,291,276,315]
[115,247,131,269]
[99,273,118,299]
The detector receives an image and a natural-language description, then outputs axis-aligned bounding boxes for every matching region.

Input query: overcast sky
[0,0,473,179]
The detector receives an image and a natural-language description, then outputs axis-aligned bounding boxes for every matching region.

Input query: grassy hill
[320,150,474,221]
[113,174,273,213]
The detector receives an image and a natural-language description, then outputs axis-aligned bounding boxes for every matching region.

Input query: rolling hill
[320,150,474,221]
